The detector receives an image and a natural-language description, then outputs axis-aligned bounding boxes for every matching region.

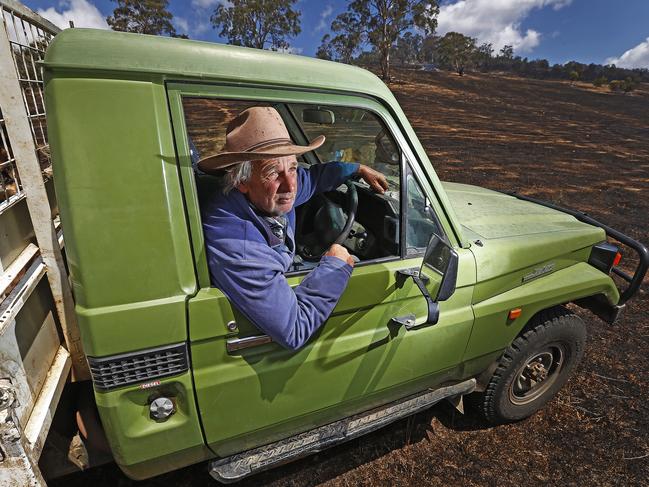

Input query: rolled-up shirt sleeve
[212,248,352,350]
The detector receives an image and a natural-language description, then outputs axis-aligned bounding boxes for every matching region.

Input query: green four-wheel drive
[43,29,648,482]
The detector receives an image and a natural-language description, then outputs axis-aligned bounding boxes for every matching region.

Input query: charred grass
[51,70,649,486]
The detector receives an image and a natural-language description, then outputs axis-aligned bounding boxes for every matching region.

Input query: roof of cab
[44,28,393,100]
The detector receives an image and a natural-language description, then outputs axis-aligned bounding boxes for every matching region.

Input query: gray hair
[221,160,252,194]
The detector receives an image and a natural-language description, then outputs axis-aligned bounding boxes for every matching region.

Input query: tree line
[338,30,648,92]
[105,0,648,90]
[105,0,301,48]
[104,0,438,80]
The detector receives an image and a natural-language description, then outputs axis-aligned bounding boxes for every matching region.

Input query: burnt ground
[50,70,649,486]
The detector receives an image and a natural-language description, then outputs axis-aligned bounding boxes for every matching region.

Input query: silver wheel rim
[509,344,565,406]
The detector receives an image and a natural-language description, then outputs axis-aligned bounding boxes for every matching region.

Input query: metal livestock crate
[0,1,88,485]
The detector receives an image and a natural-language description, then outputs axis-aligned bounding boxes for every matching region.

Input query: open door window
[183,98,406,270]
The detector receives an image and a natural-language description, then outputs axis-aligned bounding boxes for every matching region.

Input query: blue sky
[23,0,649,68]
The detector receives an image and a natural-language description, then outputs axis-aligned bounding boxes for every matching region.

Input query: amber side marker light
[613,252,622,266]
[589,242,621,274]
[508,308,522,320]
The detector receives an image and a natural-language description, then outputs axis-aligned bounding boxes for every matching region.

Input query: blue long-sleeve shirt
[201,161,359,350]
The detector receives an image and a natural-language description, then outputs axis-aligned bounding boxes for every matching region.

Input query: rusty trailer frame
[0,1,88,485]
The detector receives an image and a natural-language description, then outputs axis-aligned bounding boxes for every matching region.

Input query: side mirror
[421,234,458,302]
[394,234,458,329]
[302,108,335,125]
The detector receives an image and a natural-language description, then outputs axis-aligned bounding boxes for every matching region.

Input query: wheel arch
[465,262,617,381]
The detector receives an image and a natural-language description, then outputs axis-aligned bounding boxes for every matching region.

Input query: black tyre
[479,306,587,424]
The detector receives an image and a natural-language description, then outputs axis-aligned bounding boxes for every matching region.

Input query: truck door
[168,85,476,458]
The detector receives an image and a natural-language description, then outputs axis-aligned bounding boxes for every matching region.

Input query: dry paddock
[50,69,649,486]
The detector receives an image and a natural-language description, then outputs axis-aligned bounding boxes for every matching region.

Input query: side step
[209,378,476,483]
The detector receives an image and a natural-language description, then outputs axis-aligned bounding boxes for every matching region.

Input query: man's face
[237,155,298,216]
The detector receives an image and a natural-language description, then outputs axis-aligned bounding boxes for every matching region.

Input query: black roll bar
[508,192,648,305]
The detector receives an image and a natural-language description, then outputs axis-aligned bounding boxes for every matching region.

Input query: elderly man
[198,106,388,351]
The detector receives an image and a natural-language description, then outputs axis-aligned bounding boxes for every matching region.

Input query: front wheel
[478,306,587,424]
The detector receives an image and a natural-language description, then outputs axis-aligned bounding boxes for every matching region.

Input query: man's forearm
[283,255,353,350]
[210,244,353,351]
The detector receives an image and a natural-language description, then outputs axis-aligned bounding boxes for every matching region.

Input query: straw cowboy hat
[197,106,325,174]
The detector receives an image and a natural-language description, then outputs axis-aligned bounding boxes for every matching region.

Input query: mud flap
[446,394,465,414]
[574,294,625,324]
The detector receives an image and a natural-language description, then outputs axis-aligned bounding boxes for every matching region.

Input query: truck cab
[43,28,647,482]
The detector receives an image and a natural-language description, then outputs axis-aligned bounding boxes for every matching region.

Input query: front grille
[88,343,189,391]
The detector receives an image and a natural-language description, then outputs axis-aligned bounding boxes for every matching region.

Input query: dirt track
[50,70,649,486]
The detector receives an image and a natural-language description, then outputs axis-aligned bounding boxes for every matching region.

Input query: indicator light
[588,242,621,274]
[613,252,622,266]
[508,308,522,320]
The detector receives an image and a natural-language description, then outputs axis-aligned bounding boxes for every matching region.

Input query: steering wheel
[335,180,358,244]
[297,180,358,261]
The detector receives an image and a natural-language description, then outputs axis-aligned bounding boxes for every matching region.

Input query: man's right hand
[325,244,355,267]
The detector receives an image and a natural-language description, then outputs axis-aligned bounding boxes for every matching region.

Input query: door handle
[226,334,273,353]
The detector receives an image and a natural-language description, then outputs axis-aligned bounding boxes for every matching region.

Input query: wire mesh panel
[0,107,21,205]
[0,1,58,212]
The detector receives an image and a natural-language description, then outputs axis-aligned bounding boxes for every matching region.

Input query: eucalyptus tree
[107,0,179,37]
[211,0,301,50]
[325,0,439,80]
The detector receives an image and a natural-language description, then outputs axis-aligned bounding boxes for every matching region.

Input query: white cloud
[275,46,303,55]
[191,0,228,9]
[174,16,189,33]
[606,37,649,69]
[37,0,108,30]
[316,5,333,32]
[437,0,572,53]
[194,21,211,35]
[551,0,572,10]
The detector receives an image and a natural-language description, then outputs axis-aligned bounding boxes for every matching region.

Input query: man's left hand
[358,164,389,194]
